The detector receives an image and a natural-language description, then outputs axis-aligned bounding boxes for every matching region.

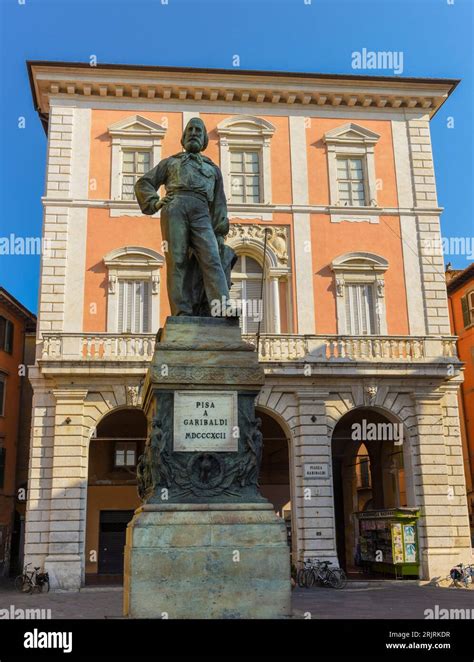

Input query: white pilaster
[406,115,450,335]
[63,107,92,332]
[289,116,315,334]
[392,119,426,335]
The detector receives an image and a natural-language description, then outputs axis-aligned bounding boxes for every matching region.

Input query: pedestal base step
[123,503,291,619]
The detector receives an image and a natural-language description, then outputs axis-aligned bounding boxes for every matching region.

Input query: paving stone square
[0,582,472,620]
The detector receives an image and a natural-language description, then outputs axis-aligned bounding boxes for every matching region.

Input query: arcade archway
[256,409,293,553]
[85,408,146,584]
[331,408,407,574]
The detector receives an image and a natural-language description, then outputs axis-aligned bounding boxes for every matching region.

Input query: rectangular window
[121,150,151,200]
[345,283,376,335]
[0,376,5,416]
[0,317,14,354]
[461,291,474,328]
[0,448,5,488]
[114,442,136,468]
[118,280,151,334]
[359,457,370,488]
[230,150,261,203]
[337,157,366,206]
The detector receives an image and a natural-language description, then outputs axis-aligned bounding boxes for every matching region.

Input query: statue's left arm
[210,167,229,237]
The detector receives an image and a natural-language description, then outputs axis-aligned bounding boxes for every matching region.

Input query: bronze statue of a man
[135,118,234,317]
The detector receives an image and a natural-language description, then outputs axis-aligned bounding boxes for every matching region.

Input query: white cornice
[40,195,444,217]
[30,63,456,119]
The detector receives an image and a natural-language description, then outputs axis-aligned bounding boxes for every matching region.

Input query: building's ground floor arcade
[24,369,472,589]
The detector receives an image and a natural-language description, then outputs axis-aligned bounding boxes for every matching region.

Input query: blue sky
[0,0,472,313]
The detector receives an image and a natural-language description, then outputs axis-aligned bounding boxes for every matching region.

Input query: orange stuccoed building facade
[0,288,36,576]
[24,62,472,589]
[447,264,474,543]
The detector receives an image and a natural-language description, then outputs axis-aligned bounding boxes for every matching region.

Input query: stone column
[411,389,471,579]
[293,389,338,565]
[43,388,89,590]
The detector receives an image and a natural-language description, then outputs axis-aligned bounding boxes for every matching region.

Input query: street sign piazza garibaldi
[123,117,291,619]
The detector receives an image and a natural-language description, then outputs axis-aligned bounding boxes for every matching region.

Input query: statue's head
[181,117,208,154]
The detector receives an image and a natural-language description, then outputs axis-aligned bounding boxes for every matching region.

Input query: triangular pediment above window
[108,115,167,138]
[323,123,380,145]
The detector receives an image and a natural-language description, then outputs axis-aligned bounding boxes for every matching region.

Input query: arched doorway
[331,408,407,575]
[256,409,293,556]
[85,408,146,585]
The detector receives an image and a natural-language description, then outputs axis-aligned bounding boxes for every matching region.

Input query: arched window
[229,254,264,334]
[226,224,292,335]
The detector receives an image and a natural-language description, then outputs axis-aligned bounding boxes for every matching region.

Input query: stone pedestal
[124,503,291,619]
[123,316,291,618]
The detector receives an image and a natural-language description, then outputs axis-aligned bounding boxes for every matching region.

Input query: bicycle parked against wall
[14,563,50,594]
[448,563,474,588]
[297,558,347,589]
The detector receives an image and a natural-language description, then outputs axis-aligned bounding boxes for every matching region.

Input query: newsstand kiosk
[357,508,420,578]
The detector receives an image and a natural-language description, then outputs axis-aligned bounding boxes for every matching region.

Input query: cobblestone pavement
[0,582,472,619]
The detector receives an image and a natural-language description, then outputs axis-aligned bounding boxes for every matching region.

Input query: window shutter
[461,295,471,328]
[245,279,263,334]
[5,320,14,354]
[126,282,133,333]
[142,281,150,332]
[0,317,5,351]
[0,448,5,489]
[345,283,376,335]
[345,285,353,334]
[363,285,376,334]
[118,279,151,334]
[0,378,4,417]
[229,280,242,329]
[134,281,142,333]
[346,285,360,335]
[118,281,125,333]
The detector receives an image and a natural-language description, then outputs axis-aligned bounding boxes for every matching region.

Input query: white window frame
[229,149,262,204]
[108,115,167,216]
[336,156,368,207]
[104,247,165,334]
[468,290,474,327]
[217,116,276,206]
[331,252,388,335]
[323,123,381,224]
[114,441,137,468]
[120,149,152,202]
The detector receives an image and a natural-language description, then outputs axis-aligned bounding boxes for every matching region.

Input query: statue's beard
[184,138,203,153]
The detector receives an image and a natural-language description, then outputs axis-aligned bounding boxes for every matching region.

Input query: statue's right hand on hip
[154,192,175,212]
